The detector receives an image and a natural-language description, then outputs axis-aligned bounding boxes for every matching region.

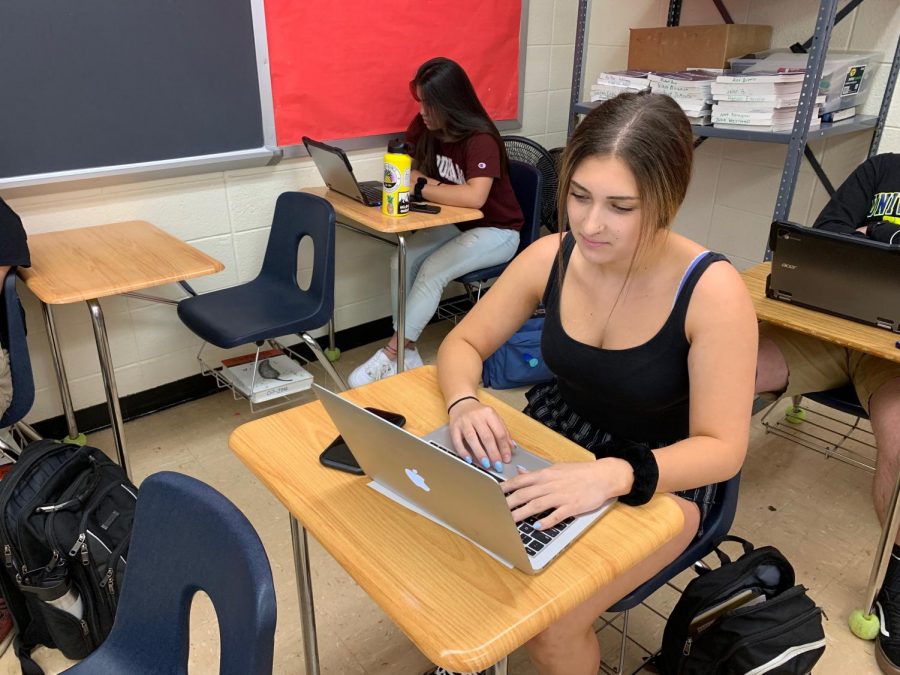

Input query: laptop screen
[303,138,367,201]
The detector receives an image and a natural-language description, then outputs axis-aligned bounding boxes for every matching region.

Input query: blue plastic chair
[177,191,347,390]
[454,159,543,294]
[0,269,35,432]
[606,472,742,673]
[62,471,277,675]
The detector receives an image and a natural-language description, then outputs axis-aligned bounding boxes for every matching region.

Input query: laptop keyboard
[427,440,573,558]
[519,512,574,557]
[359,183,382,203]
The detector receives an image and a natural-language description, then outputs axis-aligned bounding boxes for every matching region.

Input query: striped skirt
[523,380,717,536]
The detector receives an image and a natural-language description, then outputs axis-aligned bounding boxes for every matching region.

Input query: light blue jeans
[390,225,520,341]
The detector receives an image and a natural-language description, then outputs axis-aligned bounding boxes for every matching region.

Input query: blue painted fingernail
[464,456,473,464]
[480,457,491,469]
[494,461,504,472]
[533,521,542,530]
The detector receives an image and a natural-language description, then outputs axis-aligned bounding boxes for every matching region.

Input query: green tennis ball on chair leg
[785,405,806,424]
[849,609,880,640]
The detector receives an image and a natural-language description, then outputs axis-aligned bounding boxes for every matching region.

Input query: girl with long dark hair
[348,57,523,387]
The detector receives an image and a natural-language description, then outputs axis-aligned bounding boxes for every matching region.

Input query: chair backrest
[507,160,543,256]
[109,471,276,674]
[0,269,34,428]
[503,136,559,233]
[258,191,336,328]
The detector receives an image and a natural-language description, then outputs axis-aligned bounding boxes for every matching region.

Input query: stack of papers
[589,70,650,103]
[648,71,718,125]
[711,71,823,132]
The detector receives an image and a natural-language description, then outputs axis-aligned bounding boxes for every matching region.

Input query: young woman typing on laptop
[434,92,757,675]
[348,57,524,388]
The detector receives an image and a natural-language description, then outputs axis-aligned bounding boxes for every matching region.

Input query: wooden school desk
[19,221,223,477]
[302,187,482,372]
[229,366,684,674]
[741,262,900,628]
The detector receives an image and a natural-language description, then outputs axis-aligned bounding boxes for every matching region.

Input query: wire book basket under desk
[197,340,315,415]
[760,397,876,472]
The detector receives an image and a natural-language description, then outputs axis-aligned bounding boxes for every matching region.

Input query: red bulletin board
[264,1,522,146]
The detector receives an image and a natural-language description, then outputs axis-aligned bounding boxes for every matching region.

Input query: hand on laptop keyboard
[446,399,515,472]
[501,458,626,532]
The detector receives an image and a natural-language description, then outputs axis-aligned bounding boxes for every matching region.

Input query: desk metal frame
[327,221,411,373]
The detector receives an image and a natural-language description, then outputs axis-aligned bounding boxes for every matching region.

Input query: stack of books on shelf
[711,71,824,133]
[220,349,313,404]
[589,70,650,103]
[648,71,718,125]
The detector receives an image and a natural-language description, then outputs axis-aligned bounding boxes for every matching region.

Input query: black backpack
[0,439,137,675]
[655,536,826,675]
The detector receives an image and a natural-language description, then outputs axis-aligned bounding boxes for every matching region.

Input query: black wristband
[412,177,428,202]
[447,395,479,414]
[594,439,659,506]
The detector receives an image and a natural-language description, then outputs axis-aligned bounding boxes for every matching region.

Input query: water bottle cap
[527,358,539,368]
[387,139,411,154]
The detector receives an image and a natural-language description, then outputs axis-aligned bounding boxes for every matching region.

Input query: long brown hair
[410,57,509,178]
[557,91,694,261]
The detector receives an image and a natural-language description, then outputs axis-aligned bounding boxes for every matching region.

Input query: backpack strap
[14,626,45,675]
[696,535,755,575]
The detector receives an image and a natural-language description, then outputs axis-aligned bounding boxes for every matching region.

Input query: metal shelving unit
[567,0,900,229]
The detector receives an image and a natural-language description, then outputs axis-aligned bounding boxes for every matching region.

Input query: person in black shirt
[756,154,900,674]
[435,93,757,675]
[0,197,30,420]
[814,152,900,244]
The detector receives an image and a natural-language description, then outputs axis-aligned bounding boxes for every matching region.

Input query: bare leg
[870,378,900,545]
[383,333,416,360]
[524,497,700,675]
[755,336,789,395]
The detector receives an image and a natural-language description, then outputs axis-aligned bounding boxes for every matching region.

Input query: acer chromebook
[767,221,900,333]
[302,136,382,207]
[313,384,614,573]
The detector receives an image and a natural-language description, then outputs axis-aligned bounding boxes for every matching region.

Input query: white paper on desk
[367,481,514,569]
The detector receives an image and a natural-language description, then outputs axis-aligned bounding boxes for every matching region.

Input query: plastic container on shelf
[728,48,790,72]
[745,50,880,113]
[728,57,761,73]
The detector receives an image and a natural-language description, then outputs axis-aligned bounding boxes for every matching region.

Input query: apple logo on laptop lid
[405,468,430,492]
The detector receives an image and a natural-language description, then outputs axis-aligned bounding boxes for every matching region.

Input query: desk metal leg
[40,303,84,444]
[396,234,407,373]
[86,299,130,478]
[491,656,508,674]
[863,473,900,615]
[324,318,340,362]
[290,516,320,675]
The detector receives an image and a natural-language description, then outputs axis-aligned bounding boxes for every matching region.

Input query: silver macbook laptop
[313,384,614,573]
[302,136,382,207]
[767,221,899,333]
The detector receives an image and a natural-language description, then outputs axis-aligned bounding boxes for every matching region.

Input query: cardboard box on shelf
[628,24,772,72]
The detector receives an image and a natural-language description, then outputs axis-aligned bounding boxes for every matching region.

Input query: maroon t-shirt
[405,116,524,232]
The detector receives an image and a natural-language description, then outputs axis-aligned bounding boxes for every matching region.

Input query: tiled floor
[1,322,886,674]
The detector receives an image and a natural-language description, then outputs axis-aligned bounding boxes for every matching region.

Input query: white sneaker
[348,349,397,388]
[401,347,424,370]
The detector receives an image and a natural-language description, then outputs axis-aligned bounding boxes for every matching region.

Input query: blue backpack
[481,316,553,390]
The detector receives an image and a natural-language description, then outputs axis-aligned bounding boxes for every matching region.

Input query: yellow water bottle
[382,140,411,217]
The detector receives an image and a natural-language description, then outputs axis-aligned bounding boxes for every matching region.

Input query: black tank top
[540,235,729,444]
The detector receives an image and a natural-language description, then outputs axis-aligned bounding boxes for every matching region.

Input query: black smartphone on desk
[410,203,441,214]
[319,407,407,474]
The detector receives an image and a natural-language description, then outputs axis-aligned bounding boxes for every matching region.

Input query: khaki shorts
[0,349,11,419]
[759,322,900,414]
